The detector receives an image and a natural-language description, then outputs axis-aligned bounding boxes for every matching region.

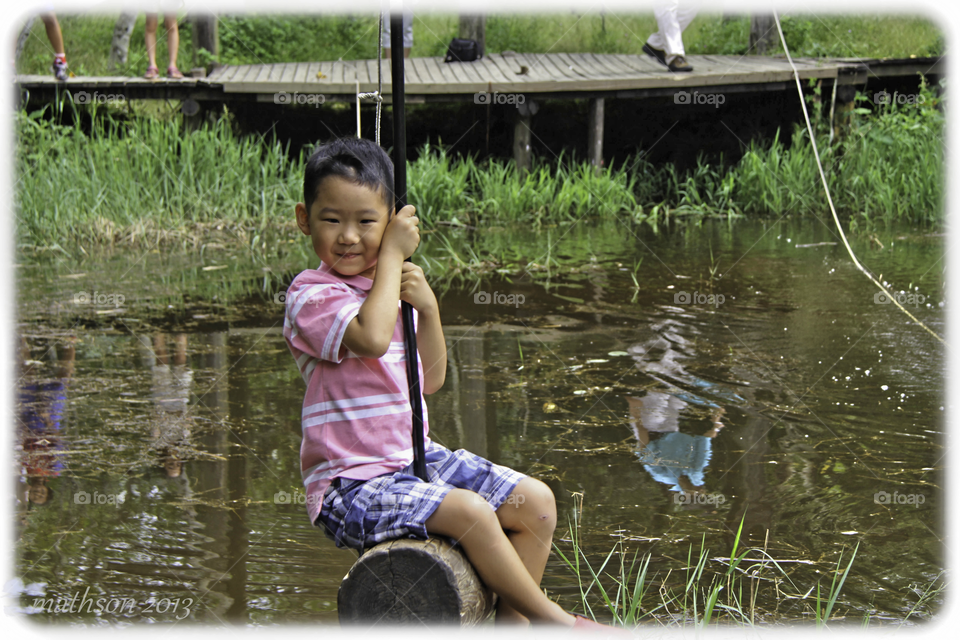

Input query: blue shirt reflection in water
[627,392,725,496]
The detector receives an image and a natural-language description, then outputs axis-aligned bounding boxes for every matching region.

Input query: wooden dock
[16,53,861,102]
[15,53,943,168]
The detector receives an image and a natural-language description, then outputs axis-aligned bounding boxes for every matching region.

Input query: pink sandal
[144,65,159,80]
[166,65,184,79]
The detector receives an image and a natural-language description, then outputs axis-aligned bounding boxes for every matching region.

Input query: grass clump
[13,77,944,251]
[14,101,303,248]
[729,77,944,225]
[554,497,867,627]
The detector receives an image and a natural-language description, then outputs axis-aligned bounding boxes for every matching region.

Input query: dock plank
[474,56,513,85]
[279,63,297,84]
[554,53,593,80]
[568,53,616,79]
[528,53,575,82]
[17,53,869,100]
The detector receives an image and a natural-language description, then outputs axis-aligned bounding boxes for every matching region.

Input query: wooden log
[338,537,496,625]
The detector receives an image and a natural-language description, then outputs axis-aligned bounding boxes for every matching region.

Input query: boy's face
[295,175,392,280]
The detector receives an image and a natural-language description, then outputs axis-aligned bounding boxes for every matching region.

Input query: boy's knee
[516,478,557,528]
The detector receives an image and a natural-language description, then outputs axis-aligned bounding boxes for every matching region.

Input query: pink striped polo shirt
[283,262,429,524]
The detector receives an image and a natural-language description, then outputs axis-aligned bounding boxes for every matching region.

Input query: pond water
[11,217,945,626]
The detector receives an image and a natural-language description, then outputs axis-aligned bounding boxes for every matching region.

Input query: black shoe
[668,55,694,72]
[642,43,667,67]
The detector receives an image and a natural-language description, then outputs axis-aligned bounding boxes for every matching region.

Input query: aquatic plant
[554,497,869,627]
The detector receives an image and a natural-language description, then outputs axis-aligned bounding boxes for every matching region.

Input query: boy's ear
[295,203,311,235]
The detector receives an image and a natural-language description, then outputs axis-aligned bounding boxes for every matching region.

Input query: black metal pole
[390,9,427,482]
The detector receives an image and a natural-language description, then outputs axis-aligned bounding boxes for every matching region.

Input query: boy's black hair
[303,138,395,213]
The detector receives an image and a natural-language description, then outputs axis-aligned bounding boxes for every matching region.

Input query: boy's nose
[339,226,361,245]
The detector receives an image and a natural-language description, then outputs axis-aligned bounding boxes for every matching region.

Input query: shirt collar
[317,261,373,291]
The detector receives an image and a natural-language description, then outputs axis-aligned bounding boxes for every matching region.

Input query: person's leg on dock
[424,487,575,626]
[381,7,413,59]
[646,0,700,72]
[144,13,160,78]
[163,13,182,77]
[39,13,67,81]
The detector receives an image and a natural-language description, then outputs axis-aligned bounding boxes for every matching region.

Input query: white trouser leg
[647,0,701,57]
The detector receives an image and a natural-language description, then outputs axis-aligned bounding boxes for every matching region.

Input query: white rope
[355,13,385,145]
[772,12,946,347]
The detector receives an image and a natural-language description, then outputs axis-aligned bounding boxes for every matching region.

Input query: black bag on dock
[444,38,481,63]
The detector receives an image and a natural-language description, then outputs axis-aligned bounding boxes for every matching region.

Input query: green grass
[15,11,943,77]
[14,78,943,252]
[14,100,304,249]
[554,502,869,627]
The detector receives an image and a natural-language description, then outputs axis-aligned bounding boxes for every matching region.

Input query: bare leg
[145,13,159,69]
[40,13,64,54]
[492,478,557,624]
[164,14,179,70]
[424,488,575,626]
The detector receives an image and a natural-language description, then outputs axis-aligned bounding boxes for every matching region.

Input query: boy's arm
[340,246,405,359]
[399,261,446,394]
[341,206,420,359]
[416,305,446,395]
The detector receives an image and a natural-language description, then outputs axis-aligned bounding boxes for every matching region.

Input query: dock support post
[588,97,605,174]
[513,99,537,176]
[191,13,220,74]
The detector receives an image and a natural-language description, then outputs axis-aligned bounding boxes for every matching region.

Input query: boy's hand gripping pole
[391,6,427,482]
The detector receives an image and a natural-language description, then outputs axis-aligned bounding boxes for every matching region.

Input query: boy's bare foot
[572,614,634,635]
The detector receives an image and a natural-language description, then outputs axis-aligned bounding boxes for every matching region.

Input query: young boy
[283,138,607,628]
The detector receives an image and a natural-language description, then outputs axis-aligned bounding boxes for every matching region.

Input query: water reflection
[12,219,945,624]
[17,336,75,509]
[141,334,194,478]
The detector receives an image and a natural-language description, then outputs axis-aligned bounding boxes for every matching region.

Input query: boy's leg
[424,488,573,626]
[492,478,557,624]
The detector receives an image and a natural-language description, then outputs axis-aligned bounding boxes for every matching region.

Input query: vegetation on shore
[14,79,943,252]
[554,498,944,626]
[15,11,943,78]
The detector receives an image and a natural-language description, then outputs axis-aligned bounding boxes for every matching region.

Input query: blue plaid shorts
[316,441,527,550]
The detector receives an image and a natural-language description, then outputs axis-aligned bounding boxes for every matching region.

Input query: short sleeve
[284,281,361,363]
